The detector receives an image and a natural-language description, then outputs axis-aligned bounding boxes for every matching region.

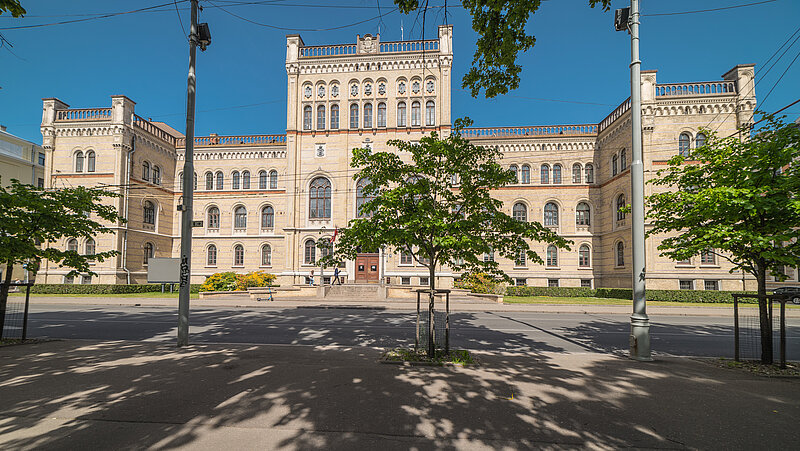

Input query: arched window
[207,244,217,266]
[262,244,272,266]
[552,164,562,184]
[397,101,407,127]
[269,170,278,189]
[579,244,591,267]
[616,194,627,221]
[261,205,274,228]
[179,172,184,191]
[304,239,316,264]
[86,151,96,172]
[546,245,558,267]
[411,101,421,126]
[515,247,526,267]
[679,133,691,157]
[75,151,84,172]
[349,104,359,129]
[356,178,374,218]
[207,207,220,229]
[259,170,268,189]
[520,164,531,184]
[695,133,706,149]
[425,100,435,126]
[330,104,340,129]
[585,164,594,184]
[144,242,154,265]
[509,165,519,183]
[142,161,150,181]
[143,201,155,225]
[544,202,559,226]
[67,238,78,252]
[215,171,224,190]
[232,171,240,190]
[205,172,213,190]
[242,171,250,190]
[85,238,96,256]
[363,102,373,128]
[377,102,387,127]
[576,202,591,226]
[193,172,197,190]
[309,177,332,219]
[616,242,625,266]
[234,244,244,266]
[152,166,161,185]
[540,164,550,184]
[620,149,627,170]
[234,206,247,230]
[700,248,716,265]
[303,105,312,130]
[317,104,326,130]
[512,202,527,222]
[573,163,582,183]
[612,155,618,176]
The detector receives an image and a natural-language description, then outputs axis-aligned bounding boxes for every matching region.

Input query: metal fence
[1,283,33,340]
[415,289,451,355]
[733,294,790,368]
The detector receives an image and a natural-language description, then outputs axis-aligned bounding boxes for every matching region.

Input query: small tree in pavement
[326,118,569,356]
[0,179,123,335]
[646,114,800,364]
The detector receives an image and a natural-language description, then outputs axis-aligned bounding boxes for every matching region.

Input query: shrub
[29,284,201,294]
[199,272,239,292]
[505,285,759,304]
[506,286,596,298]
[199,271,277,292]
[455,272,506,294]
[235,271,276,290]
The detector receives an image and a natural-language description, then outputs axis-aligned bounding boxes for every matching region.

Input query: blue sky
[1,0,798,143]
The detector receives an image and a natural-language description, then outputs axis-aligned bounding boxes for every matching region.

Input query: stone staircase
[321,284,500,303]
[324,284,382,300]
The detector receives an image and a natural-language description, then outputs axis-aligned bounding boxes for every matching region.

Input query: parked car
[772,287,800,304]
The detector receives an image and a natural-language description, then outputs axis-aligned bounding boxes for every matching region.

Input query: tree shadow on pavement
[0,310,798,449]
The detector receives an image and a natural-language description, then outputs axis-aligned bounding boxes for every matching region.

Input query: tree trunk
[0,263,13,339]
[427,262,436,358]
[756,261,773,364]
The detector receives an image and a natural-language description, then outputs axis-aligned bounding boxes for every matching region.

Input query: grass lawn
[8,291,200,299]
[503,296,799,308]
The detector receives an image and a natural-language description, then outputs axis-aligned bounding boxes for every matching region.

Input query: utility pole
[178,0,199,347]
[627,0,651,361]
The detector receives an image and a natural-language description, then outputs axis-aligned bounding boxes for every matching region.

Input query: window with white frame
[620,149,627,170]
[86,151,96,172]
[304,239,316,264]
[205,172,213,190]
[242,171,250,189]
[207,244,217,266]
[142,161,150,181]
[679,133,691,157]
[612,155,618,176]
[579,244,591,267]
[85,238,95,256]
[269,170,278,189]
[425,100,435,126]
[234,244,245,266]
[397,101,407,127]
[512,202,527,222]
[700,249,716,265]
[552,164,562,184]
[363,102,373,128]
[261,244,272,266]
[540,164,550,184]
[572,163,582,183]
[317,104,326,130]
[330,104,340,129]
[576,202,591,226]
[616,241,625,267]
[704,280,719,291]
[309,177,332,219]
[234,206,247,230]
[680,280,694,290]
[261,205,274,229]
[303,105,312,130]
[75,151,84,172]
[143,201,155,225]
[232,171,240,190]
[520,164,531,184]
[546,245,558,267]
[544,202,559,226]
[509,165,518,183]
[548,278,559,287]
[411,101,421,126]
[585,164,594,183]
[349,104,359,129]
[207,207,220,229]
[259,170,267,189]
[377,102,386,127]
[215,171,224,190]
[616,194,626,222]
[143,242,154,265]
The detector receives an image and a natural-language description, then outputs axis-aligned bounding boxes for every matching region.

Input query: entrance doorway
[354,253,379,283]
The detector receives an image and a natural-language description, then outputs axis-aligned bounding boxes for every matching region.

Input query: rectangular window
[680,280,694,290]
[704,280,719,291]
[676,258,692,265]
[581,279,592,288]
[700,249,716,265]
[330,105,339,129]
[38,152,46,166]
[419,277,429,286]
[515,278,526,287]
[401,277,411,285]
[63,275,74,284]
[548,279,559,287]
[323,276,331,285]
[37,178,44,188]
[400,250,413,265]
[81,275,92,285]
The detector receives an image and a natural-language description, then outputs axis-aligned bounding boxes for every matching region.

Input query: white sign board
[147,257,181,283]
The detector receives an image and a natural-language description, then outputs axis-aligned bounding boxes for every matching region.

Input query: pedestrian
[309,269,315,286]
[333,267,341,285]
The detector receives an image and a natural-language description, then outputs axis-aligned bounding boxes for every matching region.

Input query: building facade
[34,26,796,290]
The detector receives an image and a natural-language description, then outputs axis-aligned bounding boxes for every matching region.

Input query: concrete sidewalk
[19,294,800,317]
[0,340,797,450]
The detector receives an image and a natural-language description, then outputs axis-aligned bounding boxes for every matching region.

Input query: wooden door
[355,253,380,283]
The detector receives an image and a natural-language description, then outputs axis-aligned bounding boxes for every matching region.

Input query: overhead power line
[643,0,779,17]
[0,1,189,30]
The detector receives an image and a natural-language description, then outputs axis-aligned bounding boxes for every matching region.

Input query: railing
[463,124,598,139]
[55,108,112,121]
[379,39,438,53]
[176,134,287,148]
[655,81,736,97]
[133,115,177,146]
[300,44,357,57]
[598,97,631,133]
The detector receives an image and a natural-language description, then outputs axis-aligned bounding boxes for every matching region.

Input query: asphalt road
[19,304,800,359]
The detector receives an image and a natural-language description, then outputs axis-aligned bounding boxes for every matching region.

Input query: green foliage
[327,118,569,291]
[506,286,759,303]
[454,272,505,294]
[382,348,475,365]
[29,284,202,294]
[394,0,611,98]
[199,271,277,292]
[0,0,25,17]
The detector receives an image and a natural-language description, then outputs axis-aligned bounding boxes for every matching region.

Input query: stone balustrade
[379,40,439,54]
[298,39,439,58]
[55,108,112,121]
[655,81,736,97]
[598,97,631,133]
[462,124,597,139]
[300,44,357,57]
[176,134,287,148]
[133,115,177,146]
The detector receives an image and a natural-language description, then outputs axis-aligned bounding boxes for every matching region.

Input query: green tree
[394,0,612,97]
[646,115,800,364]
[0,179,123,334]
[0,0,25,17]
[325,119,569,354]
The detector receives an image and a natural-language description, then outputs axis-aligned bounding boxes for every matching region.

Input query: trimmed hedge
[506,286,759,303]
[29,284,202,294]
